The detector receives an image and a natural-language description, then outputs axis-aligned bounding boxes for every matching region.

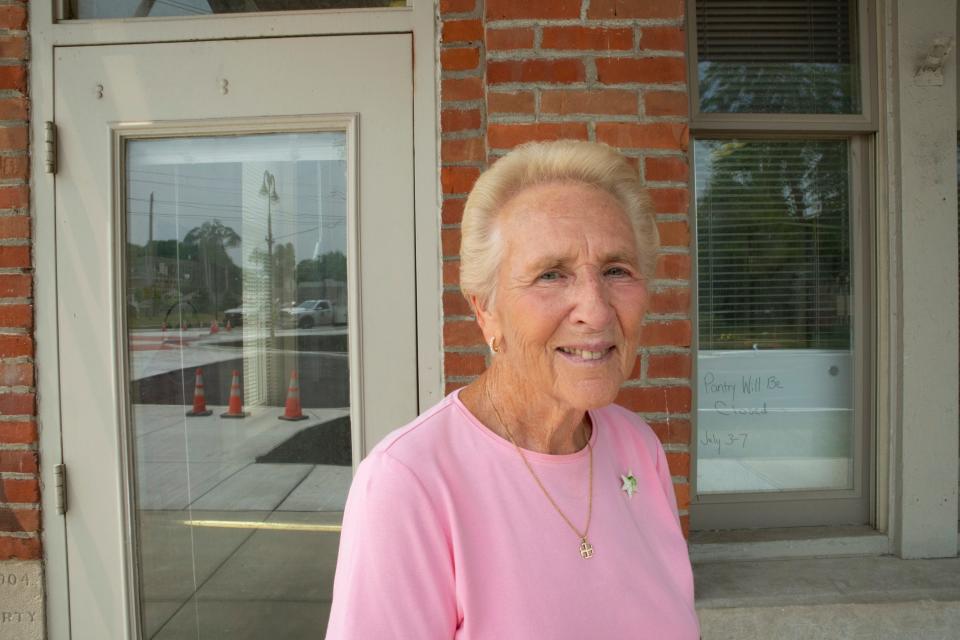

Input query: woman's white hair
[459,139,659,307]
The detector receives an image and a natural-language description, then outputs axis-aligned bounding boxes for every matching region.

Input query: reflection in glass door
[125,131,350,637]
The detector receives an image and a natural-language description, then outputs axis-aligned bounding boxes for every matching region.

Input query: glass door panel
[125,131,349,637]
[694,139,855,495]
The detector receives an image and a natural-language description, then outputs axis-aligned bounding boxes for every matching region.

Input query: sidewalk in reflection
[134,405,349,639]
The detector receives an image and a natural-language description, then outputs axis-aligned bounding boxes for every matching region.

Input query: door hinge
[54,463,67,515]
[45,121,57,175]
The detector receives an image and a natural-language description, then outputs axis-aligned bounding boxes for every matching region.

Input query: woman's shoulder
[594,402,665,454]
[363,391,473,471]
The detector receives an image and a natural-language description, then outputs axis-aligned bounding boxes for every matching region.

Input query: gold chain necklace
[485,384,595,559]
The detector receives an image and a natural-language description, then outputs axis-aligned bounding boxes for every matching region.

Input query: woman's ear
[469,293,499,344]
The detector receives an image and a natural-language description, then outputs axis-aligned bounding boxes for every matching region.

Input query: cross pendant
[579,538,594,559]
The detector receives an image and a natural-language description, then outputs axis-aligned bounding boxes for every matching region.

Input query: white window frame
[686,0,881,531]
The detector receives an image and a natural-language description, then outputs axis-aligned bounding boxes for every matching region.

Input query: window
[66,0,407,20]
[689,0,876,529]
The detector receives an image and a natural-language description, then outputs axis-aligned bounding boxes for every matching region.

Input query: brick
[541,89,638,115]
[596,122,688,150]
[673,482,690,510]
[648,288,690,315]
[486,0,580,20]
[0,421,36,444]
[666,451,690,477]
[443,320,484,347]
[645,156,688,183]
[0,126,26,152]
[441,228,461,257]
[0,156,28,180]
[596,57,687,85]
[657,220,689,247]
[488,122,589,150]
[649,188,689,214]
[443,290,473,316]
[588,0,684,20]
[0,362,31,387]
[0,66,25,93]
[442,77,484,102]
[0,245,28,268]
[680,514,689,538]
[0,304,31,329]
[445,381,467,394]
[0,98,26,121]
[439,0,474,14]
[1,478,39,503]
[0,6,27,31]
[0,392,33,416]
[616,385,691,412]
[640,320,692,346]
[0,185,28,209]
[488,91,535,114]
[647,417,692,444]
[486,27,534,51]
[442,137,485,163]
[0,535,40,560]
[441,47,481,72]
[0,216,29,239]
[0,450,37,473]
[0,335,31,358]
[441,108,482,132]
[0,274,30,297]
[641,26,686,51]
[541,26,634,51]
[443,260,460,286]
[442,19,483,43]
[441,166,480,195]
[645,90,689,117]
[629,355,642,379]
[442,198,467,225]
[0,509,38,532]
[655,253,690,280]
[487,59,585,84]
[445,352,486,377]
[0,36,26,60]
[647,352,691,379]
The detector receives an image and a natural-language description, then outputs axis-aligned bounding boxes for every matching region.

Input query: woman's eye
[604,266,630,277]
[538,271,563,281]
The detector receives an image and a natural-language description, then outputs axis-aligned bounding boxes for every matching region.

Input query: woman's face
[476,181,648,411]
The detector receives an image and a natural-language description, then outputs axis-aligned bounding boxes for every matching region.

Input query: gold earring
[489,336,500,353]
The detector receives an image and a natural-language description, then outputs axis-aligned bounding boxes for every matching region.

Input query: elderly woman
[326,140,699,639]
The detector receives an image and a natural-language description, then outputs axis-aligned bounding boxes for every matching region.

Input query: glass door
[54,35,417,638]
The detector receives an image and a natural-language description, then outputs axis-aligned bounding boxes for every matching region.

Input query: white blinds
[695,139,852,350]
[695,0,859,114]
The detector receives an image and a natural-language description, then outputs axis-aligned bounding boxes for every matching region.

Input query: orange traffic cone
[225,319,233,332]
[278,371,308,421]
[186,368,212,417]
[210,319,219,335]
[220,370,248,418]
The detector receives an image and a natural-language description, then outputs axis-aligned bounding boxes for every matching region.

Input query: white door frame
[30,5,441,639]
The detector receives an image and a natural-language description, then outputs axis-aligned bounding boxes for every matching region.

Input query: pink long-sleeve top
[326,390,700,639]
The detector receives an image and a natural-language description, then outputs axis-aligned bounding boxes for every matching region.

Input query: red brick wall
[439,0,692,534]
[0,0,34,560]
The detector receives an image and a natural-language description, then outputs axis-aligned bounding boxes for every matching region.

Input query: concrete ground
[695,555,960,639]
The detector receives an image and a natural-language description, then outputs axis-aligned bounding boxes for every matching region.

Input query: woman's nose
[569,272,614,328]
